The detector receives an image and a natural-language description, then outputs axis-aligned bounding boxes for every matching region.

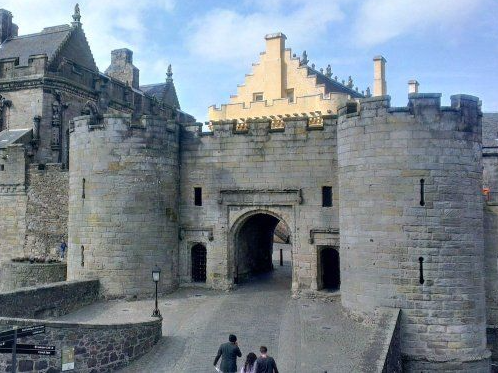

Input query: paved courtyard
[59,258,382,373]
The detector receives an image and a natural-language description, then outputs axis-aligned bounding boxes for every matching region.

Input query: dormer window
[253,92,264,102]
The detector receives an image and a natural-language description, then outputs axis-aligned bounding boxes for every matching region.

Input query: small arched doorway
[233,211,291,284]
[320,247,340,291]
[191,243,207,283]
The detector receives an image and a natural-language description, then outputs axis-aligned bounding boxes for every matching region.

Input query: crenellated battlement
[184,114,337,139]
[0,55,48,79]
[72,113,178,140]
[209,92,347,122]
[338,93,482,134]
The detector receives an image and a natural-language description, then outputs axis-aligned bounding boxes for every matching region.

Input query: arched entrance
[191,243,207,283]
[232,211,292,284]
[320,247,340,291]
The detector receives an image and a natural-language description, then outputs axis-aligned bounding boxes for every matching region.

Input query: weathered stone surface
[0,279,98,318]
[0,262,66,292]
[337,95,490,369]
[0,318,161,373]
[67,115,179,298]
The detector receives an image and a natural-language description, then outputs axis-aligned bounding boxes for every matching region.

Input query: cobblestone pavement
[60,260,378,373]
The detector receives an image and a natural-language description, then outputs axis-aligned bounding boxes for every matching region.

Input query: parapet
[0,54,48,79]
[339,92,482,134]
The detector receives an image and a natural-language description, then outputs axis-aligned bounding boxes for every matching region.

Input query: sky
[2,0,497,121]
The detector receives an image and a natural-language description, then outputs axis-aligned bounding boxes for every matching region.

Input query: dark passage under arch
[191,243,207,283]
[235,213,285,283]
[320,247,340,290]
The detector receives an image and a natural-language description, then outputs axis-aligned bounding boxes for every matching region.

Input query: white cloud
[353,0,483,47]
[186,0,346,67]
[2,0,175,70]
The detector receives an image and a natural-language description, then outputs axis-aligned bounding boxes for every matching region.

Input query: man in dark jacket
[255,346,279,373]
[214,334,242,373]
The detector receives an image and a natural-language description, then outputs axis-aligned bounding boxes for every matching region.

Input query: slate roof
[0,25,73,66]
[309,67,364,98]
[140,81,180,109]
[0,128,32,149]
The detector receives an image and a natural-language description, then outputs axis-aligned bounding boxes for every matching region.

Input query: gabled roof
[0,25,73,66]
[140,81,180,109]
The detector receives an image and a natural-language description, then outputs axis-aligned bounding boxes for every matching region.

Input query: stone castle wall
[23,164,68,258]
[483,113,498,328]
[0,144,27,261]
[0,262,66,292]
[67,114,180,298]
[180,118,338,290]
[337,94,489,370]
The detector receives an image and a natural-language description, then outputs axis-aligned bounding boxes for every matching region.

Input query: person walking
[214,334,242,373]
[255,346,279,373]
[240,352,257,373]
[59,240,67,260]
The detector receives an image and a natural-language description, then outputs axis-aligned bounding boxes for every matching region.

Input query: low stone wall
[0,280,98,318]
[488,327,498,372]
[0,262,66,292]
[380,309,401,373]
[365,308,401,373]
[0,317,162,373]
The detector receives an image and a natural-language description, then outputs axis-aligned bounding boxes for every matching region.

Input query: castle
[1,5,498,372]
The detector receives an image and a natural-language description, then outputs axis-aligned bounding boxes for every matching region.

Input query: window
[194,187,202,206]
[322,186,333,207]
[286,89,294,103]
[253,92,264,102]
[0,165,4,171]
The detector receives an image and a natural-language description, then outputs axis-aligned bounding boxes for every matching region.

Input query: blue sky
[3,0,497,120]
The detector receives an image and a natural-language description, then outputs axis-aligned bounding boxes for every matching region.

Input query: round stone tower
[67,113,179,298]
[337,94,490,371]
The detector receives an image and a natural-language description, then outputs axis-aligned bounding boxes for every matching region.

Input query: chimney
[373,55,387,96]
[0,9,17,44]
[408,80,419,94]
[264,32,286,100]
[105,48,139,89]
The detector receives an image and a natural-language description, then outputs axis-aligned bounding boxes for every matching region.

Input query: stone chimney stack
[264,32,286,99]
[105,48,140,89]
[373,56,387,96]
[408,80,419,94]
[0,9,18,44]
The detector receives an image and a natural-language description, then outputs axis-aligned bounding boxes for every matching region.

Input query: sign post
[0,325,55,373]
[11,328,17,373]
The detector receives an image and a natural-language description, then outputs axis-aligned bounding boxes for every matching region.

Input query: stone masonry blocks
[67,114,179,298]
[337,94,490,370]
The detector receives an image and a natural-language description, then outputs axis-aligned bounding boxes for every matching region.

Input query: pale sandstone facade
[208,33,363,122]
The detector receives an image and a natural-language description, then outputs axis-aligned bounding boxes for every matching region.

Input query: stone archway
[230,210,292,285]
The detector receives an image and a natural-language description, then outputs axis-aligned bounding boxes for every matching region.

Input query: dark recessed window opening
[420,179,425,206]
[0,165,4,171]
[38,163,45,170]
[82,178,86,199]
[322,186,333,207]
[194,187,202,206]
[419,256,425,284]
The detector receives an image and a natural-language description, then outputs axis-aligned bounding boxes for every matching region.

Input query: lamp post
[152,266,161,317]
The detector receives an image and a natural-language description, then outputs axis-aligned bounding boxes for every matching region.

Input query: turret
[337,93,489,370]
